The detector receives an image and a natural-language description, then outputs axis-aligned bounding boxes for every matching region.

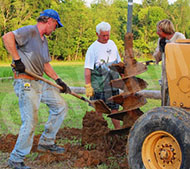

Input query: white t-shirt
[154,32,186,54]
[167,32,186,43]
[84,40,121,70]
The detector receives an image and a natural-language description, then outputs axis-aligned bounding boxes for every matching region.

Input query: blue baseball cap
[40,9,63,28]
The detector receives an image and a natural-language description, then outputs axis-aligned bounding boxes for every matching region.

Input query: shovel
[11,64,111,114]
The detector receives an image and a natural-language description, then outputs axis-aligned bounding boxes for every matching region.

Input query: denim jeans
[9,79,67,162]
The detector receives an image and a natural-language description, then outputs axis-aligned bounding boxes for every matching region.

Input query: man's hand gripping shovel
[11,64,111,114]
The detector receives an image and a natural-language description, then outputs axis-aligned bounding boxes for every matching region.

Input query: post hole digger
[109,0,190,168]
[11,64,111,114]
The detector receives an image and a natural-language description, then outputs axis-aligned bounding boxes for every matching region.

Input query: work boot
[37,144,65,154]
[8,159,31,169]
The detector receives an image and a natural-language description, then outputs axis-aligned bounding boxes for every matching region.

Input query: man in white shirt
[84,22,121,129]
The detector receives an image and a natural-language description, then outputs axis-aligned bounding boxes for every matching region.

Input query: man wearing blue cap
[3,9,70,169]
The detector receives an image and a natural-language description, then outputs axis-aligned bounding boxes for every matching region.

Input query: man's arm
[44,62,59,80]
[44,62,71,93]
[84,47,94,97]
[2,32,20,60]
[153,39,162,64]
[153,50,162,64]
[84,68,94,97]
[3,32,25,73]
[85,68,91,84]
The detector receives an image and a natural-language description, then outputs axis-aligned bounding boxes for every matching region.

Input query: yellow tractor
[127,39,190,169]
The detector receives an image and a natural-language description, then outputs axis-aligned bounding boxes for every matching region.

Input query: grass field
[0,62,162,135]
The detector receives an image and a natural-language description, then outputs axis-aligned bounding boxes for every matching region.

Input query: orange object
[165,39,190,108]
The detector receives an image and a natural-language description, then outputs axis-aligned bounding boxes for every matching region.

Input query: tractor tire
[127,106,190,169]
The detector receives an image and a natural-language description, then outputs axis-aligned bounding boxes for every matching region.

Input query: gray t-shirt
[13,25,51,76]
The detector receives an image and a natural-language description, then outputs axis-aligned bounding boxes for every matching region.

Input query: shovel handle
[70,92,92,104]
[11,64,92,104]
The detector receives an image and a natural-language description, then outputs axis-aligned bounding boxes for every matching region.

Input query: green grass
[0,62,161,135]
[137,64,162,90]
[0,66,13,77]
[0,62,162,89]
[44,63,85,87]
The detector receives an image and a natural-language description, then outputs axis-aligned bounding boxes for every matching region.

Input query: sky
[85,0,177,7]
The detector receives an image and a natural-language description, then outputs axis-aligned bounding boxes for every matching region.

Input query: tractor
[126,39,190,169]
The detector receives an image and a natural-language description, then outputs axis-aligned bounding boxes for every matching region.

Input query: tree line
[0,0,190,62]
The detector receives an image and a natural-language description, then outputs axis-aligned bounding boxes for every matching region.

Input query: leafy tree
[50,0,95,60]
[133,6,167,56]
[142,0,169,9]
[0,0,189,62]
[167,0,190,37]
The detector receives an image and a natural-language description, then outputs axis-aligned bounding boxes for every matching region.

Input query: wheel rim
[142,130,182,169]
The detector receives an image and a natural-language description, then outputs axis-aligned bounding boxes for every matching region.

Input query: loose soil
[0,111,129,169]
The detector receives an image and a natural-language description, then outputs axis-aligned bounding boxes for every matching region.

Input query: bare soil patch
[0,111,129,169]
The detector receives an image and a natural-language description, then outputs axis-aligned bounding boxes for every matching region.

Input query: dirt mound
[0,111,129,168]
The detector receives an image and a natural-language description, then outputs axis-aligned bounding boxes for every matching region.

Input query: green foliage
[0,0,190,62]
[142,0,169,9]
[167,0,190,35]
[133,6,167,55]
[0,39,9,61]
[84,143,96,150]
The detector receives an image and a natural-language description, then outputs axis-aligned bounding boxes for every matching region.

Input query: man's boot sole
[37,148,65,155]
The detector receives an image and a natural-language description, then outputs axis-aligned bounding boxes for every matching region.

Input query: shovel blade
[92,99,112,114]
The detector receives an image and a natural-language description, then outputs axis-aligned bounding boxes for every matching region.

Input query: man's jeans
[9,79,67,162]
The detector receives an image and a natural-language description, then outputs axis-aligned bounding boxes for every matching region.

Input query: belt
[14,72,37,80]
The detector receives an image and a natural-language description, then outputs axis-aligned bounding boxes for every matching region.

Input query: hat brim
[57,20,63,28]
